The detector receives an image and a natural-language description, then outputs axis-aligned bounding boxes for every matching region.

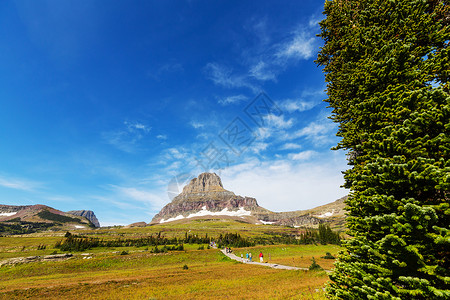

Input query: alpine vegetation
[317,0,449,299]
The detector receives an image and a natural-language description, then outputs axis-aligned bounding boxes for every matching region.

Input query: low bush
[308,257,323,271]
[321,252,335,259]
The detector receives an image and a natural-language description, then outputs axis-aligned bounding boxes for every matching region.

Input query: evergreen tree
[317,0,449,299]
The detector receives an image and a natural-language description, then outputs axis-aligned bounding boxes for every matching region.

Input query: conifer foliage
[317,0,449,299]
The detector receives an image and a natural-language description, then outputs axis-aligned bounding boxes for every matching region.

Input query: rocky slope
[151,172,346,227]
[67,210,100,227]
[0,204,98,233]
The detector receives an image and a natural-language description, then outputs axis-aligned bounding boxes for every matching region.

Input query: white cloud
[156,134,167,140]
[190,121,204,129]
[253,114,294,142]
[165,147,189,160]
[264,114,294,129]
[294,122,330,138]
[0,176,40,191]
[308,14,324,28]
[204,63,258,92]
[103,121,151,153]
[249,61,276,81]
[218,94,248,105]
[280,143,302,150]
[249,142,269,154]
[109,185,165,206]
[220,151,348,212]
[196,132,212,140]
[283,118,337,146]
[124,121,151,133]
[276,31,315,61]
[205,19,320,89]
[293,120,335,142]
[280,99,317,113]
[289,150,317,161]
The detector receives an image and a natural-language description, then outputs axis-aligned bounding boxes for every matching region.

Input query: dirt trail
[220,249,332,273]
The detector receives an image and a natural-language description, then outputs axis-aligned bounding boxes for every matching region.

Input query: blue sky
[0,0,348,226]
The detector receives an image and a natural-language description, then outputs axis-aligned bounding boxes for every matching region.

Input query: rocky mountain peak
[67,210,100,227]
[150,172,346,228]
[181,172,225,194]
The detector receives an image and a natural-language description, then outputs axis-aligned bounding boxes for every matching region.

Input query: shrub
[321,252,335,259]
[308,257,323,271]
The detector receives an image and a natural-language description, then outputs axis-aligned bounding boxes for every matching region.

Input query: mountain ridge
[151,172,346,228]
[0,204,100,233]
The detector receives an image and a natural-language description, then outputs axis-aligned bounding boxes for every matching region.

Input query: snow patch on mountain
[317,210,334,218]
[0,212,17,217]
[259,220,276,225]
[160,206,251,223]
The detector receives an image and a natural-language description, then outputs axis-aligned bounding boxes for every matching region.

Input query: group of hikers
[240,251,264,263]
[222,247,266,263]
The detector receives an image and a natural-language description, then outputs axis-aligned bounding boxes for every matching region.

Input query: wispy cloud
[278,88,325,113]
[124,121,151,133]
[280,99,317,113]
[204,63,258,92]
[164,147,190,160]
[218,94,248,105]
[205,18,320,91]
[308,13,324,29]
[275,30,315,61]
[220,151,348,211]
[293,122,330,138]
[103,120,151,153]
[109,185,165,206]
[280,143,302,150]
[159,62,184,74]
[156,134,167,140]
[249,142,269,154]
[249,61,276,81]
[289,150,317,161]
[0,175,41,191]
[289,119,337,146]
[263,114,294,129]
[190,121,205,129]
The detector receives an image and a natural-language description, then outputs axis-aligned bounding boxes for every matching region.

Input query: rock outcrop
[0,253,73,267]
[67,210,100,227]
[151,172,345,227]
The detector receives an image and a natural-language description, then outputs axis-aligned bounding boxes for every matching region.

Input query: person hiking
[246,252,249,262]
[259,251,263,263]
[249,252,252,262]
[241,253,244,262]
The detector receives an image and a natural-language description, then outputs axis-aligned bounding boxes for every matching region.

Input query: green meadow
[0,220,341,299]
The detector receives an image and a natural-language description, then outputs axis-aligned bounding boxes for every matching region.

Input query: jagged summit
[181,172,225,194]
[173,172,235,203]
[151,173,261,224]
[151,172,346,227]
[67,210,100,227]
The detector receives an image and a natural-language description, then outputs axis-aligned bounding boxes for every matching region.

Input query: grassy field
[0,220,340,299]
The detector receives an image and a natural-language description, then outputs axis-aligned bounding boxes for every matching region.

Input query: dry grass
[0,249,330,299]
[0,221,340,299]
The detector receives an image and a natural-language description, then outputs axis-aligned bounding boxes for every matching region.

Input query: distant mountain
[67,210,100,227]
[150,172,346,228]
[0,204,98,234]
